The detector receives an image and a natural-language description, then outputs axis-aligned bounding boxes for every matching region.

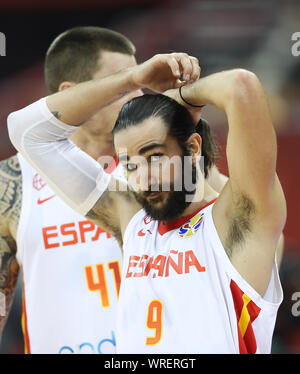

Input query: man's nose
[138,166,158,192]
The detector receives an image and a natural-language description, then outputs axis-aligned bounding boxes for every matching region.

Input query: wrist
[179,85,205,108]
[125,66,145,91]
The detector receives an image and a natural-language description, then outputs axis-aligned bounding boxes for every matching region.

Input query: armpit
[225,194,255,257]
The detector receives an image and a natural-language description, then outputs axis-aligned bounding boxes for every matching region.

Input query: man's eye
[126,163,137,171]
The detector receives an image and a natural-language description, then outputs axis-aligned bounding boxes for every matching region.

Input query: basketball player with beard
[0,29,230,354]
[8,54,286,353]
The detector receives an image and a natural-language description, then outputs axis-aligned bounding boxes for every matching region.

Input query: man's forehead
[92,51,137,78]
[115,118,170,159]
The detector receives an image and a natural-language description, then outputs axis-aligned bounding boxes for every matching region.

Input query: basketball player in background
[0,26,142,354]
[8,52,286,353]
[0,27,229,354]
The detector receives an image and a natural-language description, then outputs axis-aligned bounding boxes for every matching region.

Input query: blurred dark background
[0,0,299,354]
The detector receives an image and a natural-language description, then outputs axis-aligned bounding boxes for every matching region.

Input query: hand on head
[131,52,200,93]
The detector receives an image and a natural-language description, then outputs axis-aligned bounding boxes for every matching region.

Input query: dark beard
[134,189,192,222]
[133,151,197,222]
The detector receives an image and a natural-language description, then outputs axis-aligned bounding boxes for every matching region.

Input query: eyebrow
[138,143,166,156]
[118,143,166,163]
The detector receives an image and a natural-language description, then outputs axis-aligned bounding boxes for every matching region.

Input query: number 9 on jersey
[146,299,163,346]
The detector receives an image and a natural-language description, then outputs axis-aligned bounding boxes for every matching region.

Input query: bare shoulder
[86,178,141,247]
[0,155,22,239]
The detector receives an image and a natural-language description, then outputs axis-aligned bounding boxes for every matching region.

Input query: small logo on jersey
[178,212,204,238]
[37,195,56,205]
[138,229,152,237]
[144,216,153,225]
[33,173,46,191]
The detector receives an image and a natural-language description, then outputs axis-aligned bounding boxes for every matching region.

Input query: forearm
[8,99,111,216]
[181,69,277,196]
[46,67,138,125]
[179,69,239,110]
[7,68,139,214]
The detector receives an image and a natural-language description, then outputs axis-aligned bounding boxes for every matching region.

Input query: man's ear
[58,81,76,92]
[187,132,202,159]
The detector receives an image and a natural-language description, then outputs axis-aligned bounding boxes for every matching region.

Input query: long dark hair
[112,94,218,177]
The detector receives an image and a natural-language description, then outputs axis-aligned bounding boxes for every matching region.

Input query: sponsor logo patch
[178,212,204,238]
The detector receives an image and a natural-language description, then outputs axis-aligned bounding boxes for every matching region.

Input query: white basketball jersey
[17,153,123,354]
[116,200,283,353]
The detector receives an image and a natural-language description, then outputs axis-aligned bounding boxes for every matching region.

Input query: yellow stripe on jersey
[238,293,251,337]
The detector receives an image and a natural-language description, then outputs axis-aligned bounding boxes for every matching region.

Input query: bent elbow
[233,69,258,83]
[230,69,262,102]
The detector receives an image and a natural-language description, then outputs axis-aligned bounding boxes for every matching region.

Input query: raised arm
[169,69,286,295]
[8,53,200,243]
[0,156,21,340]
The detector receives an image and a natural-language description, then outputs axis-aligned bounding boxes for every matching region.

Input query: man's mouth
[146,191,162,200]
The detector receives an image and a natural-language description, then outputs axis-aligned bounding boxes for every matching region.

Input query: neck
[181,179,218,218]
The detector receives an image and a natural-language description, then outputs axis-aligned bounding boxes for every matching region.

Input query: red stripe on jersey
[21,273,31,354]
[230,280,261,354]
[158,198,217,235]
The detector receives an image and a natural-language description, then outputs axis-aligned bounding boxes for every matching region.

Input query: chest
[123,215,209,281]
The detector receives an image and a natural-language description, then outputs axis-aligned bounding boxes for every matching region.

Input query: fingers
[190,57,201,82]
[176,53,193,81]
[171,53,200,83]
[166,56,181,79]
[136,53,201,93]
[154,52,200,84]
[173,78,186,89]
